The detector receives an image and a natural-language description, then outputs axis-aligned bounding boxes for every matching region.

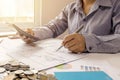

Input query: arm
[84,1,120,53]
[33,4,70,40]
[84,34,120,53]
[20,6,69,43]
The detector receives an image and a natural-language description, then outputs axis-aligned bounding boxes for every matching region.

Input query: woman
[21,0,120,53]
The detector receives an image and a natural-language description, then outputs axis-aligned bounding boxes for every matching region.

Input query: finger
[20,35,31,43]
[70,44,85,53]
[23,37,33,44]
[62,38,75,47]
[27,28,34,36]
[20,35,26,39]
[21,36,28,42]
[64,39,77,48]
[68,44,78,52]
[26,38,33,44]
[63,34,75,45]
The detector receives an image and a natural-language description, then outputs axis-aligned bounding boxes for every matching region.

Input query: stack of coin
[0,60,57,80]
[14,70,24,76]
[3,70,57,80]
[24,70,36,79]
[19,64,30,71]
[0,61,30,72]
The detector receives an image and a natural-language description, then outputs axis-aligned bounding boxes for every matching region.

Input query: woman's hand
[62,33,86,53]
[20,28,35,44]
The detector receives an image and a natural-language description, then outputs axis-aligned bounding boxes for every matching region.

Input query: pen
[56,25,84,51]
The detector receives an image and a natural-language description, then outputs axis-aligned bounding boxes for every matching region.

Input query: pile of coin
[0,60,30,72]
[3,70,57,80]
[0,60,57,80]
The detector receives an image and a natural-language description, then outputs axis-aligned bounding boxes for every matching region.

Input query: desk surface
[0,38,120,80]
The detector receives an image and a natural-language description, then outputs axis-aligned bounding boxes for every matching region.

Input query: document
[0,38,87,70]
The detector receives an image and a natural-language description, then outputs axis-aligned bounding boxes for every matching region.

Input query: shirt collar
[97,0,112,7]
[74,0,112,11]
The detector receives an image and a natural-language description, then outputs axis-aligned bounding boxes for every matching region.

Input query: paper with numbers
[0,38,87,70]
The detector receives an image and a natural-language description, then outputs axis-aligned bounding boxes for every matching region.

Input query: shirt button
[83,18,87,21]
[89,46,92,50]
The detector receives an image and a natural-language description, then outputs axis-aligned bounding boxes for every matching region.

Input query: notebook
[54,71,113,80]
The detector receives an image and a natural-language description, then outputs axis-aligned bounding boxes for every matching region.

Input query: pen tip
[56,46,63,52]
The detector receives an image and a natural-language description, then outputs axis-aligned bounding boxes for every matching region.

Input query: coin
[14,70,24,75]
[0,67,6,73]
[0,63,6,67]
[4,64,11,71]
[9,66,19,72]
[11,62,19,67]
[24,71,34,76]
[19,65,30,68]
[21,78,29,80]
[19,73,26,78]
[19,64,30,70]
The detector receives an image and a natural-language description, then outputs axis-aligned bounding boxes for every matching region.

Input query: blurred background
[0,0,73,34]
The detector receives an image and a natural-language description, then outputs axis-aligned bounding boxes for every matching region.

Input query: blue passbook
[54,71,113,80]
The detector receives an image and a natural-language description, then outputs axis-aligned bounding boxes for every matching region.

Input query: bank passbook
[12,24,40,42]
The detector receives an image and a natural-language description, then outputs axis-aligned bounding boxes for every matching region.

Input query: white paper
[0,38,87,70]
[46,53,120,80]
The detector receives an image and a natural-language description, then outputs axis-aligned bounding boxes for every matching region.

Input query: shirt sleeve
[84,1,120,53]
[33,4,70,39]
[32,27,53,40]
[84,34,120,53]
[45,5,69,38]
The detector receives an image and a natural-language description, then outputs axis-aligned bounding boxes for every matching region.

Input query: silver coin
[19,74,26,78]
[0,63,6,67]
[9,66,19,71]
[4,64,11,70]
[21,78,29,80]
[14,70,24,75]
[24,71,34,76]
[19,65,30,68]
[19,68,29,71]
[0,67,6,73]
[11,62,20,67]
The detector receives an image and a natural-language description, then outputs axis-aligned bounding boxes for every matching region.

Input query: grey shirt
[34,0,120,53]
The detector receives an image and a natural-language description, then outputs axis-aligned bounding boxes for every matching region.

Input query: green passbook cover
[55,71,113,80]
